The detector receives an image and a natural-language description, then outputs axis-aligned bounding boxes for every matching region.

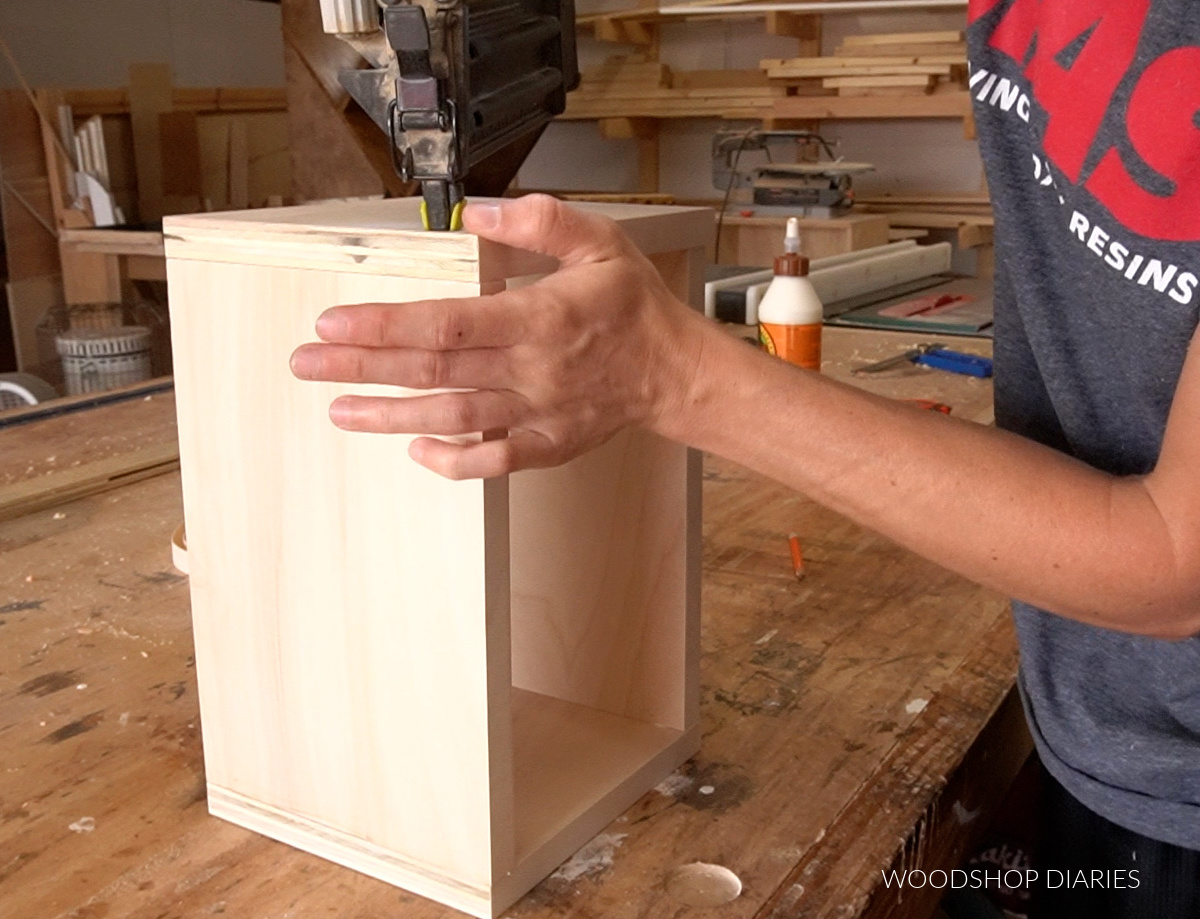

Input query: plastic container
[757,217,823,371]
[56,326,153,395]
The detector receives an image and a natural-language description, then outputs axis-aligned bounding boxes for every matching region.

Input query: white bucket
[56,326,153,395]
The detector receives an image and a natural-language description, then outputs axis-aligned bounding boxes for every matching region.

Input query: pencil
[788,532,805,581]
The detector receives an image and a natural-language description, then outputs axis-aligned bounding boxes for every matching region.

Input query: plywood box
[164,198,709,917]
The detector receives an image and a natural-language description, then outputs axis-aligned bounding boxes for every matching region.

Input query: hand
[289,194,706,479]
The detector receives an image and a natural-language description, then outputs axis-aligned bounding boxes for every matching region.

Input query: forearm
[662,318,1200,638]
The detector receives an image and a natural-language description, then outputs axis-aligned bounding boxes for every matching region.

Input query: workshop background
[0,0,982,196]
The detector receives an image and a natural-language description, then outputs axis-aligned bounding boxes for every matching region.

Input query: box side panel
[207,786,495,919]
[509,431,691,729]
[507,243,704,733]
[168,259,502,890]
[484,475,516,880]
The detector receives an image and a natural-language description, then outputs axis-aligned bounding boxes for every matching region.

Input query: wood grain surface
[164,197,714,283]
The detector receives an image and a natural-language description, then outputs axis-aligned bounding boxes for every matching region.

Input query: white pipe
[661,0,966,15]
[704,240,945,324]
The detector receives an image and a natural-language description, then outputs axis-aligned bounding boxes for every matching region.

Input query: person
[289,0,1200,915]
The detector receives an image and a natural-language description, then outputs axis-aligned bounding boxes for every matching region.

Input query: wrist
[646,306,720,446]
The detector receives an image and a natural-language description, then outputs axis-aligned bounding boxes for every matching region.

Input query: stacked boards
[763,30,969,98]
[563,57,784,120]
[853,193,995,250]
[561,33,974,125]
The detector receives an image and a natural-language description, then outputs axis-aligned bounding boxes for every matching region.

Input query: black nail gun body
[339,0,579,231]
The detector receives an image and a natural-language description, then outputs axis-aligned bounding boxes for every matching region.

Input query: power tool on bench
[712,129,873,217]
[326,0,579,231]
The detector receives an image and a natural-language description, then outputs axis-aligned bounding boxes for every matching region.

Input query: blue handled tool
[853,343,993,378]
[914,347,993,378]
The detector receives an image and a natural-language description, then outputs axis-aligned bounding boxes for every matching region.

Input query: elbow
[1154,540,1200,638]
[1109,480,1200,639]
[1073,557,1200,639]
[1144,607,1200,640]
[1145,620,1200,641]
[1136,571,1200,640]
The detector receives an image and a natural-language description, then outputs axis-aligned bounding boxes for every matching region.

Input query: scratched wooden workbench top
[0,328,1019,919]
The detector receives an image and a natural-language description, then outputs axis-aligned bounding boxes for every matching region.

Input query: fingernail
[315,310,345,339]
[329,399,354,426]
[465,200,502,232]
[290,348,317,379]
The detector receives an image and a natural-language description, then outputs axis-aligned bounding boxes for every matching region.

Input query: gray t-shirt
[967,0,1200,848]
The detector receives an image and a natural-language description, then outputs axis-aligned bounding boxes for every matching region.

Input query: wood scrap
[842,42,966,58]
[770,92,972,120]
[861,210,995,249]
[674,69,769,91]
[581,59,673,88]
[0,439,180,523]
[855,193,992,216]
[840,30,963,47]
[823,75,936,93]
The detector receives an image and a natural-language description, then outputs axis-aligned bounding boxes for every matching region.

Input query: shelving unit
[559,7,977,194]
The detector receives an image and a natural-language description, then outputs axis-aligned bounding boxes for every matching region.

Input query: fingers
[326,391,563,479]
[327,390,525,436]
[408,431,550,480]
[462,194,628,268]
[290,343,510,390]
[313,294,524,350]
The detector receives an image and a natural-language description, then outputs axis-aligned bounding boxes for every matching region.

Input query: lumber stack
[563,58,783,120]
[853,192,994,249]
[853,192,991,217]
[762,30,968,98]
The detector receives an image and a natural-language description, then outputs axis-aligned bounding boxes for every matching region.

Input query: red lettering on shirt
[988,0,1041,61]
[997,0,1151,182]
[978,0,1200,241]
[1087,46,1200,242]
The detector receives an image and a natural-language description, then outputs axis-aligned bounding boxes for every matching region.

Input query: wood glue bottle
[757,217,823,371]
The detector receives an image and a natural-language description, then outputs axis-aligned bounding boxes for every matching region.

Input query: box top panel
[164,197,713,284]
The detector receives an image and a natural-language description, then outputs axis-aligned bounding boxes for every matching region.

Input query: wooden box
[164,198,708,917]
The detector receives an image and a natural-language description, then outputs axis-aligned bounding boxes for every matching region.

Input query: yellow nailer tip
[419,198,466,231]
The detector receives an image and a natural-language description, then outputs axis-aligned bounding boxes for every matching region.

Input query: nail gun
[330,0,579,231]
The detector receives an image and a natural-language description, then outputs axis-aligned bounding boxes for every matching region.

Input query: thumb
[462,193,627,267]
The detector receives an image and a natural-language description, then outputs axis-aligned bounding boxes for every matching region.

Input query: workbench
[0,327,1028,919]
